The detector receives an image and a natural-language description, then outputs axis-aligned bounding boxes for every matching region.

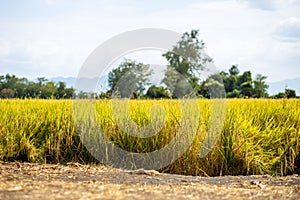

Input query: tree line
[0,30,297,99]
[102,30,297,99]
[0,74,75,99]
[102,61,297,99]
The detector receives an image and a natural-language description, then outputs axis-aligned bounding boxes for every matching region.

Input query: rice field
[0,99,299,176]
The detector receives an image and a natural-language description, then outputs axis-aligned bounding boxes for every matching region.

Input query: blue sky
[0,0,300,82]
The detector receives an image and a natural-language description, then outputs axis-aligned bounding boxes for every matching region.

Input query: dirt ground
[0,161,299,200]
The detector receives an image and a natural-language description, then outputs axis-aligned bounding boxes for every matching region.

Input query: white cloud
[239,0,276,10]
[0,0,299,81]
[0,39,11,56]
[273,17,300,41]
[45,0,57,5]
[239,0,300,10]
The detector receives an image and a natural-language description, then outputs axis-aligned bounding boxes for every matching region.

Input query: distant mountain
[48,75,109,92]
[267,77,300,96]
[48,77,76,88]
[48,76,300,96]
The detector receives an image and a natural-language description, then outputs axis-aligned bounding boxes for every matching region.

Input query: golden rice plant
[0,99,299,176]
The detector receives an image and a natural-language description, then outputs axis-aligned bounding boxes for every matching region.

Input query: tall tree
[132,61,153,97]
[56,81,66,99]
[238,71,253,97]
[229,65,239,76]
[108,60,132,92]
[253,74,269,98]
[108,59,153,98]
[162,30,213,97]
[161,67,179,98]
[227,65,240,93]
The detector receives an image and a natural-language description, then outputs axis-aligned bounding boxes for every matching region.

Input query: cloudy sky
[0,0,299,82]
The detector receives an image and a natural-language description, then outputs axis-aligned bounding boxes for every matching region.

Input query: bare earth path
[0,162,299,200]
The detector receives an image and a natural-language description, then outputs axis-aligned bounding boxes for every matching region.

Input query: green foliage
[146,85,169,99]
[103,31,275,100]
[253,74,269,98]
[273,88,297,99]
[200,73,226,98]
[203,65,270,99]
[162,30,212,97]
[161,67,179,97]
[285,88,297,98]
[108,60,132,91]
[238,71,253,97]
[229,65,239,76]
[108,59,153,98]
[163,30,212,77]
[0,74,75,99]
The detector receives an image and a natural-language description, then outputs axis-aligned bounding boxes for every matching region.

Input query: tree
[253,74,268,98]
[0,75,5,89]
[200,73,226,99]
[56,82,67,99]
[41,82,57,99]
[146,85,169,99]
[27,82,39,98]
[0,73,75,99]
[132,61,153,97]
[0,88,14,98]
[37,77,47,86]
[108,61,132,92]
[163,30,212,77]
[214,65,241,98]
[99,91,111,99]
[274,92,285,99]
[161,67,179,98]
[238,71,253,97]
[199,65,269,98]
[285,88,296,98]
[15,77,29,98]
[62,88,75,99]
[229,65,239,76]
[227,65,240,93]
[108,59,153,98]
[273,88,296,99]
[227,89,240,98]
[162,30,213,97]
[77,91,89,99]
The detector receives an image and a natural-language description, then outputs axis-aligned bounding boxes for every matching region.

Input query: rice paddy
[0,99,299,176]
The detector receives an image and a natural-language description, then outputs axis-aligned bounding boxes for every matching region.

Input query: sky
[0,0,300,82]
